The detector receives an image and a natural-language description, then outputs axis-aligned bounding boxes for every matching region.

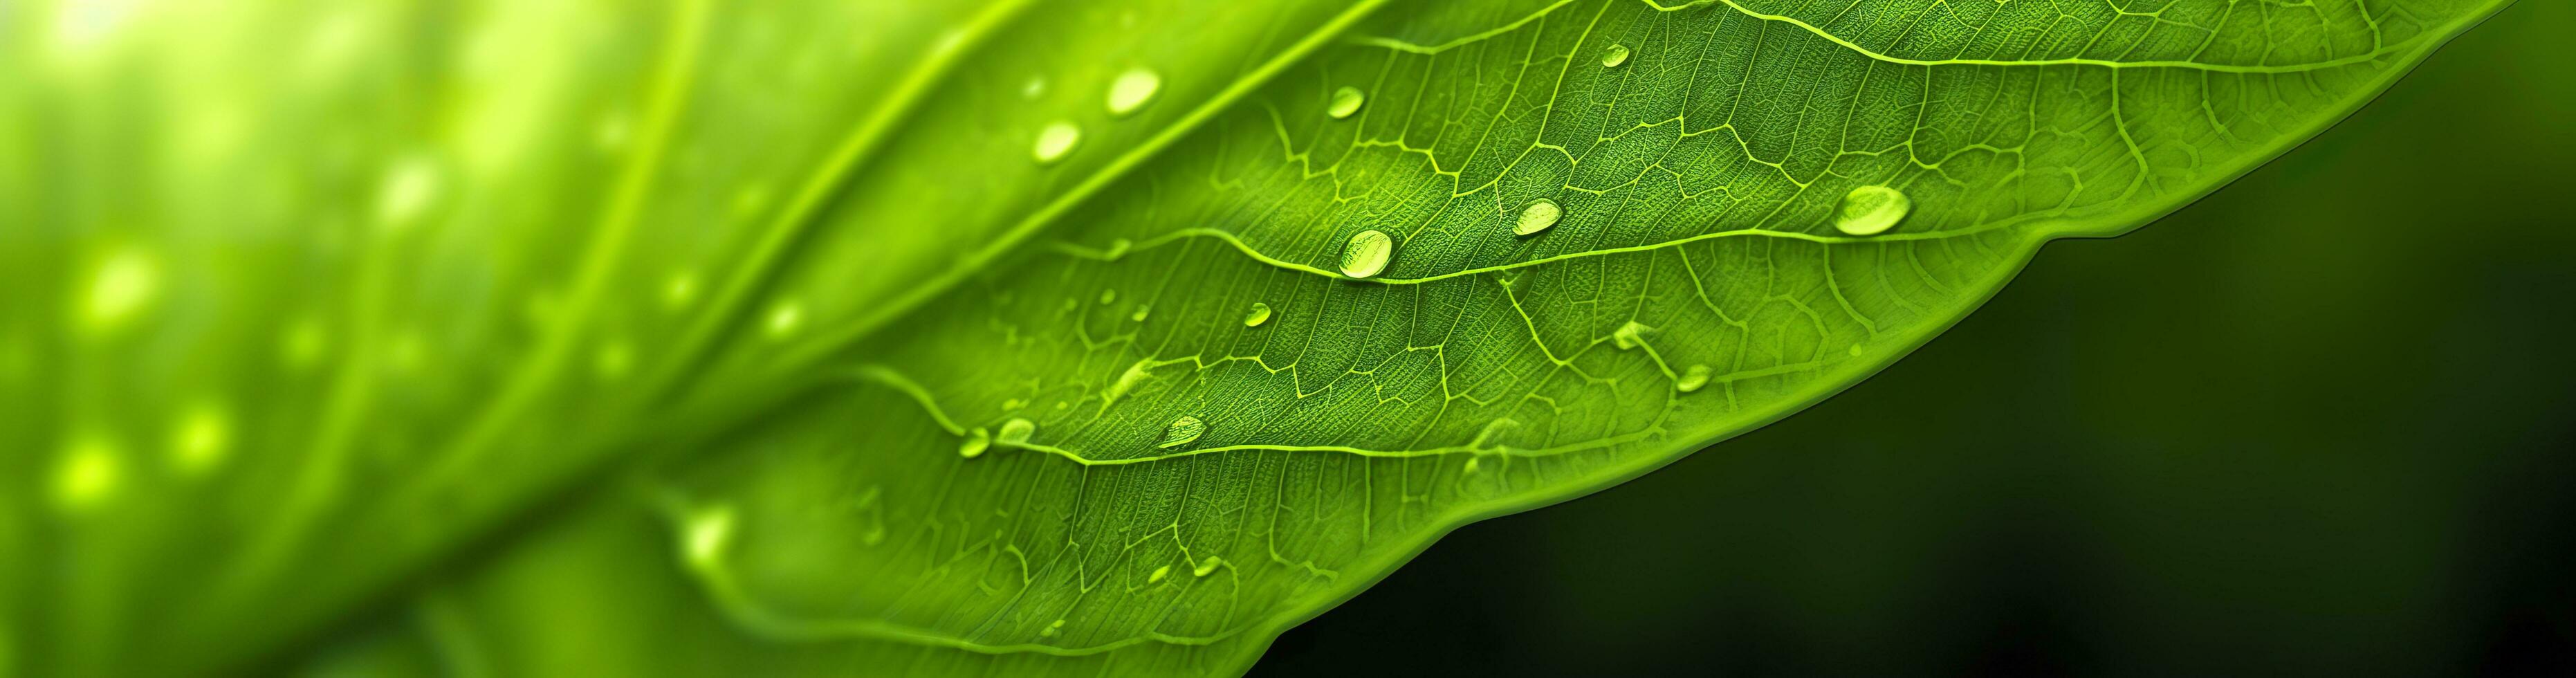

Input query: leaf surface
[0,0,2510,676]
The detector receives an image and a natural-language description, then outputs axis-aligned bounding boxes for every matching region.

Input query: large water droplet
[1601,44,1630,68]
[1243,302,1272,327]
[1833,185,1911,236]
[1676,364,1711,393]
[1106,67,1161,117]
[1158,415,1207,449]
[997,417,1036,445]
[1327,86,1365,120]
[1612,321,1650,350]
[1515,199,1562,236]
[1340,230,1393,279]
[1032,121,1080,165]
[959,428,991,458]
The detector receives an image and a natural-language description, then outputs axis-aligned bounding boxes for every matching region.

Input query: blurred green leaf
[0,0,2508,675]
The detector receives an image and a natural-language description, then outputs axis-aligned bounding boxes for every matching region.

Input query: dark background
[1258,2,2575,675]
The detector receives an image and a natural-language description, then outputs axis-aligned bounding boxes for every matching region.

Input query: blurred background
[1257,1,2576,675]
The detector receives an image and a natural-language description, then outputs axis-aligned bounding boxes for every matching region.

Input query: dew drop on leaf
[1612,320,1650,350]
[1105,66,1161,116]
[1515,199,1561,236]
[1040,619,1065,637]
[1157,415,1206,449]
[1327,86,1365,120]
[1148,565,1172,583]
[958,428,991,459]
[1243,302,1271,327]
[1192,556,1224,577]
[1833,185,1911,236]
[1031,120,1080,164]
[1340,230,1393,279]
[1601,44,1630,68]
[1098,288,1117,305]
[1676,364,1711,393]
[997,417,1036,445]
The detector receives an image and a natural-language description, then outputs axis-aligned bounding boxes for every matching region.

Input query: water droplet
[1677,364,1711,393]
[1105,67,1161,117]
[1612,321,1650,350]
[1339,230,1393,279]
[997,418,1036,445]
[1848,344,1866,358]
[959,428,991,458]
[1601,44,1630,68]
[1243,302,1272,327]
[1832,185,1911,236]
[1131,305,1151,322]
[1158,415,1206,449]
[1192,556,1224,577]
[1148,564,1172,583]
[1514,199,1562,236]
[169,403,232,474]
[1032,120,1080,164]
[50,437,121,513]
[1098,288,1118,305]
[79,248,159,333]
[1462,457,1482,474]
[764,300,804,338]
[1040,619,1066,637]
[1327,86,1365,119]
[683,504,735,565]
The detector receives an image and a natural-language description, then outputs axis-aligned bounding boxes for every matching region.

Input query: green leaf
[0,0,2510,676]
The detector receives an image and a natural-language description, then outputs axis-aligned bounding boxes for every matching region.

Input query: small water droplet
[1601,44,1630,68]
[50,437,122,513]
[1848,343,1866,358]
[1340,230,1393,279]
[1158,415,1206,449]
[1106,67,1161,116]
[1677,364,1711,392]
[1040,619,1066,637]
[1327,86,1365,119]
[1192,556,1224,577]
[1243,302,1272,327]
[1130,305,1150,322]
[1032,120,1081,164]
[1832,185,1911,236]
[169,403,232,475]
[1514,199,1562,236]
[1612,321,1650,350]
[959,428,991,458]
[1463,457,1482,474]
[1098,288,1117,305]
[683,504,735,565]
[997,418,1036,445]
[1149,564,1172,583]
[764,301,804,338]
